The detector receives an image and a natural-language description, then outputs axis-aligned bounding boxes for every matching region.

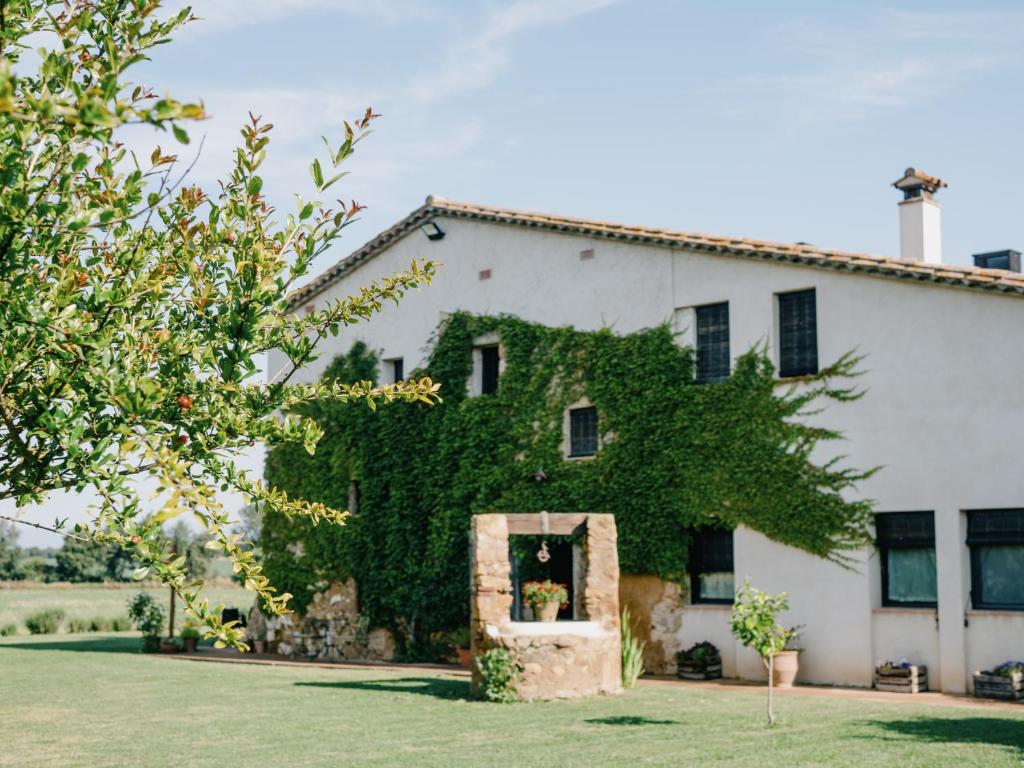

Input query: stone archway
[469,513,622,700]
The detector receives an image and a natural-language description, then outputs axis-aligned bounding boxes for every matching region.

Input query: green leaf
[172,124,190,144]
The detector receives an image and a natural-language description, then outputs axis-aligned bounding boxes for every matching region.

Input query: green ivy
[264,313,874,649]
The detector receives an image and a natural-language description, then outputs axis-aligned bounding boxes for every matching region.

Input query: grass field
[0,581,252,634]
[1,634,1022,768]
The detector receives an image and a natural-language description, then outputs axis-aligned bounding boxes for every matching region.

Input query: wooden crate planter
[677,657,722,680]
[973,670,1024,701]
[676,642,722,680]
[875,665,927,693]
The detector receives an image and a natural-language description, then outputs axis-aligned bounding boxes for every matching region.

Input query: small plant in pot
[974,660,1024,701]
[449,627,472,668]
[180,622,201,653]
[676,641,722,680]
[521,580,568,622]
[127,593,165,654]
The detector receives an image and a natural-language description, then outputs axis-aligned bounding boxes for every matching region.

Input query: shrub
[127,593,165,639]
[0,623,16,636]
[87,617,111,632]
[677,641,721,664]
[109,616,133,632]
[67,618,89,633]
[449,627,471,650]
[180,622,201,640]
[24,608,65,635]
[621,607,646,689]
[476,648,521,703]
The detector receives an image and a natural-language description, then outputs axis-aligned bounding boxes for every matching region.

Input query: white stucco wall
[275,212,1024,692]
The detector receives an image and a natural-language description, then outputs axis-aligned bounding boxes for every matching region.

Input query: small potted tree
[521,580,568,622]
[676,641,722,680]
[450,628,472,668]
[730,580,799,725]
[127,593,165,654]
[180,621,201,653]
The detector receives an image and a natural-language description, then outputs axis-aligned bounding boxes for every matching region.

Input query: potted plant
[730,579,799,725]
[521,580,568,622]
[676,641,722,680]
[246,604,268,653]
[450,628,472,668]
[127,593,165,654]
[974,660,1024,700]
[875,659,928,693]
[180,622,201,653]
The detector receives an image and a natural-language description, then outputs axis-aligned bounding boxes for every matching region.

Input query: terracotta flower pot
[253,639,267,654]
[772,650,800,689]
[183,637,198,653]
[533,601,559,622]
[457,647,472,669]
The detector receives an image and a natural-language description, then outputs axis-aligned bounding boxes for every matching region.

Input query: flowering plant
[521,580,569,608]
[993,660,1024,678]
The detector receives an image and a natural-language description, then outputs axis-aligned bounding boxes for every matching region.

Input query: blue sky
[9,0,1024,546]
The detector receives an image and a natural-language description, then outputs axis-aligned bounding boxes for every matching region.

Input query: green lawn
[1,634,1022,767]
[0,581,251,634]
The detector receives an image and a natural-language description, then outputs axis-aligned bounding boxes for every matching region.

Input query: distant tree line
[0,521,216,583]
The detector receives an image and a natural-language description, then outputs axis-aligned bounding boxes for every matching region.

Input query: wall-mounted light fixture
[420,221,445,241]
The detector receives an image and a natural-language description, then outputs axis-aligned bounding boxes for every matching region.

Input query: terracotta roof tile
[287,196,1024,309]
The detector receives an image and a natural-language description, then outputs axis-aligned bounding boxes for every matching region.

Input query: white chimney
[893,167,947,263]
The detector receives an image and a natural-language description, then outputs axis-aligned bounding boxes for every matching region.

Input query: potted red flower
[521,580,568,622]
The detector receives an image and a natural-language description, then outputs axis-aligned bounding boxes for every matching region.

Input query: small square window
[480,345,500,395]
[968,509,1024,610]
[876,512,937,608]
[690,528,734,604]
[568,406,598,458]
[778,289,818,378]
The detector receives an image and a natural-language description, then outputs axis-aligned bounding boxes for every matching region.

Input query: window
[876,512,937,607]
[568,406,598,458]
[778,289,818,377]
[480,345,500,395]
[689,528,734,604]
[387,358,404,384]
[968,509,1024,610]
[696,302,730,383]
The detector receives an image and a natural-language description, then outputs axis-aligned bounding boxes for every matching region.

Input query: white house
[271,169,1024,693]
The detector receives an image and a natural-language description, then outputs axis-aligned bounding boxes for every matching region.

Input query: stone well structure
[470,512,622,701]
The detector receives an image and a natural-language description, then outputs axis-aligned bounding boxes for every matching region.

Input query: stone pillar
[470,514,512,694]
[583,514,620,629]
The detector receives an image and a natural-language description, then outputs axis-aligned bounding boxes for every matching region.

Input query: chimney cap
[893,167,948,195]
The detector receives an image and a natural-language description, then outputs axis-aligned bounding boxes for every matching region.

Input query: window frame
[695,301,730,384]
[777,288,818,378]
[386,357,404,384]
[968,509,1024,611]
[875,511,938,609]
[689,527,735,605]
[567,405,599,459]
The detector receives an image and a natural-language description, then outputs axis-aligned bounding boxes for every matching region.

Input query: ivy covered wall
[264,313,874,647]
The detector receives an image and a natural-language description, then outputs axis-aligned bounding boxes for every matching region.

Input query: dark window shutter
[778,289,818,377]
[876,511,935,548]
[481,346,500,395]
[568,406,598,457]
[696,302,730,383]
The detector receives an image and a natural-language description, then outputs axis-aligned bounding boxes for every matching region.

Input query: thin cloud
[166,0,442,36]
[720,9,1024,121]
[407,0,627,104]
